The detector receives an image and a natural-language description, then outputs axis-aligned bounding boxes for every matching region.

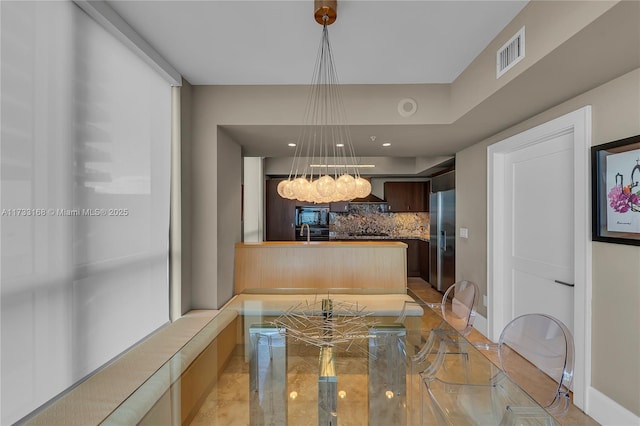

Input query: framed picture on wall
[591,134,640,245]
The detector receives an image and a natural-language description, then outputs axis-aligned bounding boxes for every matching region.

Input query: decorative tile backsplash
[330,204,429,239]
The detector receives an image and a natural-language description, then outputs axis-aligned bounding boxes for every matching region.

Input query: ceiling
[103,1,640,164]
[107,0,528,86]
[108,1,588,163]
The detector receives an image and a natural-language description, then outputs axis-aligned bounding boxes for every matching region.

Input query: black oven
[295,206,330,241]
[295,206,329,227]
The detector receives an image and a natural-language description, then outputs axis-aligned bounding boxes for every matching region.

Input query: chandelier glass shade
[277,2,372,203]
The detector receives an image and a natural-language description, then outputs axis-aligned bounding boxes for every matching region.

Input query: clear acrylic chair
[412,280,479,374]
[428,279,479,337]
[397,280,479,353]
[397,281,478,424]
[424,313,574,425]
[498,313,574,415]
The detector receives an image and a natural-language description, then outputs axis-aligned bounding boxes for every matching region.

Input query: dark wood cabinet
[419,240,430,281]
[384,181,430,212]
[330,201,349,212]
[398,239,421,277]
[397,238,430,279]
[424,181,431,212]
[265,179,296,241]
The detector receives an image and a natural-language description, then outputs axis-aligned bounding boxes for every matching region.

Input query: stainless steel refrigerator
[429,175,456,292]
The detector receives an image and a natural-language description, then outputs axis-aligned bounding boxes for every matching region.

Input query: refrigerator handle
[440,230,446,251]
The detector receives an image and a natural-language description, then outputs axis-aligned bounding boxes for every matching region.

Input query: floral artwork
[608,183,640,213]
[606,148,640,233]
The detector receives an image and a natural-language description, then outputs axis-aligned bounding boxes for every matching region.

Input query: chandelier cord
[277,6,371,203]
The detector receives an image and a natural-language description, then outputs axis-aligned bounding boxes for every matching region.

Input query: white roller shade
[1,1,171,423]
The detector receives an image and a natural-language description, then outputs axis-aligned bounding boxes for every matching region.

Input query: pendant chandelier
[277,0,372,203]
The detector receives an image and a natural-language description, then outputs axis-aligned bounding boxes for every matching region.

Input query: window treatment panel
[0,2,171,423]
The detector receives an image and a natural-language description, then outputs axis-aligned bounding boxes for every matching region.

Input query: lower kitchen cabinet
[398,239,421,277]
[419,240,430,281]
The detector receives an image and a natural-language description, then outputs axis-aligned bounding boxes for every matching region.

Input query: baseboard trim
[474,313,489,339]
[587,386,639,425]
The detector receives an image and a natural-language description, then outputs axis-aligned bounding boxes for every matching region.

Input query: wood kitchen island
[234,241,408,294]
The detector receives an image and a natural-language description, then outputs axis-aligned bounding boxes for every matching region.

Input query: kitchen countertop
[330,234,429,242]
[237,241,409,248]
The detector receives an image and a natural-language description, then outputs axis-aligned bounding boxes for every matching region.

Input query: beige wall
[592,241,640,415]
[451,0,617,118]
[189,86,243,309]
[216,128,242,305]
[456,68,640,416]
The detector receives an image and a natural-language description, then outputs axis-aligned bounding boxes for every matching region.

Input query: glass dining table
[102,288,559,426]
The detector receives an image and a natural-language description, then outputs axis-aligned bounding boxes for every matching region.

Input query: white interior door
[488,106,591,411]
[503,132,575,332]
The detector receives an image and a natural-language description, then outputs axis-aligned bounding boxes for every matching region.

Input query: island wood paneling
[234,241,408,294]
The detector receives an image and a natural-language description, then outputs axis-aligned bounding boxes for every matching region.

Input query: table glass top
[104,289,559,426]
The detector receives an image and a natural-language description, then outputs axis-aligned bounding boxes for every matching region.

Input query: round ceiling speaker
[397,98,417,117]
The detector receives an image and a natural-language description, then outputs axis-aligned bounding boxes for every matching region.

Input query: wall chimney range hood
[349,193,387,203]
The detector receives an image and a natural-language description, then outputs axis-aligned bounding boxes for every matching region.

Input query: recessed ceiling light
[336,143,344,147]
[288,143,296,147]
[382,142,391,147]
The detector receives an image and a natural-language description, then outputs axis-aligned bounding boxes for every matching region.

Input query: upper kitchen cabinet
[330,201,349,212]
[384,181,430,212]
[265,179,296,241]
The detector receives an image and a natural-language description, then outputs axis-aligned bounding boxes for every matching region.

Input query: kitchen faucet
[300,223,311,244]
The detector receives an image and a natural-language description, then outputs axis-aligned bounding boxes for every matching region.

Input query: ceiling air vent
[497,26,525,79]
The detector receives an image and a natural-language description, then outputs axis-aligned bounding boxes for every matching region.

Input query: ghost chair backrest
[439,280,479,337]
[498,313,575,415]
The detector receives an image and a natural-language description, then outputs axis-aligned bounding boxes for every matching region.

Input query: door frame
[487,106,592,409]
